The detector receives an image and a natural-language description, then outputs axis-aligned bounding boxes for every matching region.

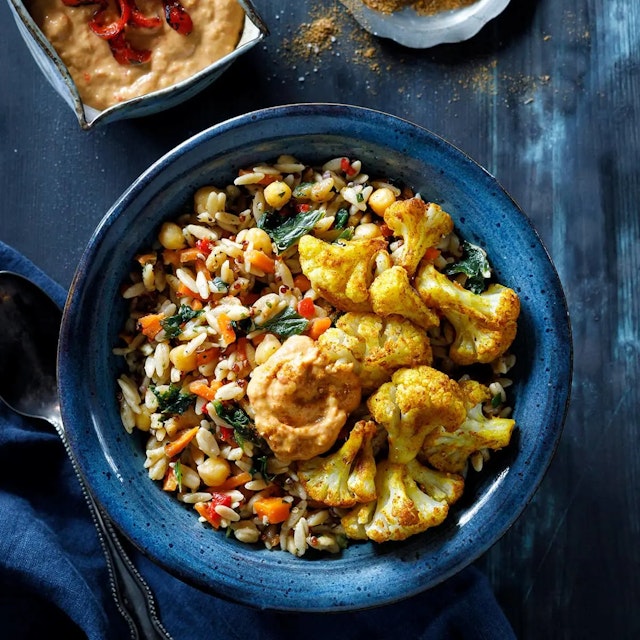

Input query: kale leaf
[258,306,309,338]
[444,240,492,294]
[257,207,324,253]
[213,400,266,449]
[160,305,203,339]
[153,384,195,415]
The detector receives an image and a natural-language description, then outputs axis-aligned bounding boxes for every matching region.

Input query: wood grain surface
[1,0,638,637]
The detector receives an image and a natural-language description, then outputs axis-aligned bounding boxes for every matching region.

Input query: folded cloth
[0,240,517,640]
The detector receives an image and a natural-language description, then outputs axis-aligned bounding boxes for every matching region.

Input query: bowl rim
[58,103,573,611]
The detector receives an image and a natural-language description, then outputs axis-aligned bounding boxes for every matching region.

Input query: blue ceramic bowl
[58,104,572,611]
[6,0,268,129]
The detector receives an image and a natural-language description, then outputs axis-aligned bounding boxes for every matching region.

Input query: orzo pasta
[114,155,520,556]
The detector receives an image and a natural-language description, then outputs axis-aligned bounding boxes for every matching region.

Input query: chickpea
[263,181,292,209]
[193,186,216,214]
[254,334,282,365]
[353,222,383,239]
[197,456,231,487]
[169,344,198,372]
[158,221,187,250]
[134,408,151,432]
[245,227,274,255]
[368,187,396,216]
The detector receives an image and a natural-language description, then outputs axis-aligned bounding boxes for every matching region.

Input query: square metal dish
[6,0,268,129]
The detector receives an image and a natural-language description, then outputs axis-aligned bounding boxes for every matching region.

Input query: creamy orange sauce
[247,336,362,462]
[27,0,245,111]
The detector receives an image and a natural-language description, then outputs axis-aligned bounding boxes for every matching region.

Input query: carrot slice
[165,426,199,458]
[254,496,291,524]
[210,471,252,491]
[247,249,276,274]
[138,313,165,339]
[195,347,219,367]
[162,467,178,492]
[188,379,221,402]
[308,316,331,339]
[217,313,236,344]
[179,247,202,263]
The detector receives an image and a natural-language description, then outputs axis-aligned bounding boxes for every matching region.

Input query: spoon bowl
[0,271,60,424]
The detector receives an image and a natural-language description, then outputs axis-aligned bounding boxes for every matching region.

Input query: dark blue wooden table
[1,0,638,637]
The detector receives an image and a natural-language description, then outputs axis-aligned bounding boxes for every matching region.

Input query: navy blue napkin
[0,240,516,640]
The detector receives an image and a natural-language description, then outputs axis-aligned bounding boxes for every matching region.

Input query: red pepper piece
[340,157,358,177]
[108,31,152,64]
[89,0,131,39]
[198,492,233,528]
[129,0,162,28]
[195,238,214,256]
[162,0,193,35]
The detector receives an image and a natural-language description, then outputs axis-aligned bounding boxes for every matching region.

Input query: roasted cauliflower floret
[369,265,439,330]
[318,312,433,393]
[246,335,361,461]
[298,234,387,312]
[342,460,450,543]
[421,381,515,474]
[415,262,520,365]
[367,365,466,464]
[297,419,378,507]
[405,458,465,504]
[382,198,454,276]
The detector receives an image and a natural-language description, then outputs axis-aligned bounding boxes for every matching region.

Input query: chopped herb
[160,304,203,339]
[257,207,324,252]
[491,393,503,408]
[334,208,349,229]
[153,384,195,415]
[334,227,354,243]
[444,241,492,294]
[356,192,364,203]
[292,182,314,199]
[230,317,253,335]
[213,400,266,449]
[210,277,228,293]
[173,461,183,493]
[251,454,275,481]
[258,306,309,338]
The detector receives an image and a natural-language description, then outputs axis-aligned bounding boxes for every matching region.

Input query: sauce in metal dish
[27,0,245,111]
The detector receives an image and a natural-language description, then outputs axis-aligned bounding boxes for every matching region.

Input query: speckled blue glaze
[6,0,268,129]
[58,104,572,612]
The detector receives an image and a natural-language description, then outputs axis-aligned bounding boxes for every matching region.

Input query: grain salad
[114,155,520,556]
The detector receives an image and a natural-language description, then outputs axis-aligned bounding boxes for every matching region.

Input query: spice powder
[362,0,477,15]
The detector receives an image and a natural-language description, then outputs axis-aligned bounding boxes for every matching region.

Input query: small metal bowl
[6,0,268,129]
[339,0,510,48]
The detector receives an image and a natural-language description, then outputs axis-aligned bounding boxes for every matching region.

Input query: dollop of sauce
[246,335,362,462]
[26,0,245,111]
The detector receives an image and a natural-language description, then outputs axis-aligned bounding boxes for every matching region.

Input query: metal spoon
[0,270,172,640]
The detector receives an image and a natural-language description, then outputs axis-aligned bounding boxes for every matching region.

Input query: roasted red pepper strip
[89,0,131,39]
[108,31,152,64]
[162,0,193,35]
[129,0,162,29]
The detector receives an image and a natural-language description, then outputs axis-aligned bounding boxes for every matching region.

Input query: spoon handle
[88,490,173,640]
[51,414,173,640]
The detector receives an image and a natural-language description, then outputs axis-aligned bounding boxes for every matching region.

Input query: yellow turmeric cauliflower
[421,381,515,473]
[341,459,463,543]
[382,198,454,276]
[369,265,439,330]
[414,262,520,365]
[298,234,387,312]
[296,419,378,507]
[367,365,466,464]
[318,312,433,393]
